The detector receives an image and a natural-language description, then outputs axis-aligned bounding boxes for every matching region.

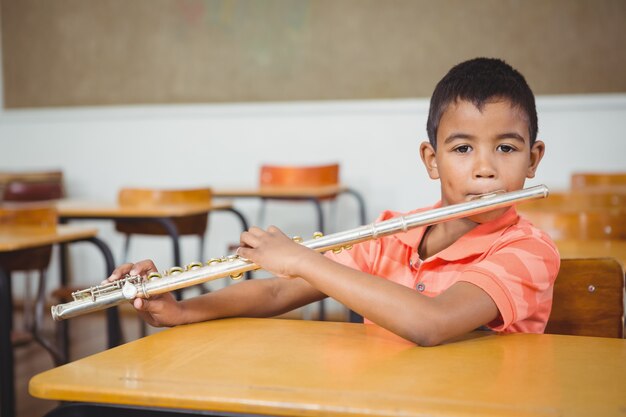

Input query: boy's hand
[237,226,319,279]
[105,259,186,327]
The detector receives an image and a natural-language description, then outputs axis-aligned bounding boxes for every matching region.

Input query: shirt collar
[392,203,519,261]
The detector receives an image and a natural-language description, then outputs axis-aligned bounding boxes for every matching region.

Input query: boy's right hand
[105,259,186,327]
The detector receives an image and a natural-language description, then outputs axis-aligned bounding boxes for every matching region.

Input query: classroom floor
[13,303,347,417]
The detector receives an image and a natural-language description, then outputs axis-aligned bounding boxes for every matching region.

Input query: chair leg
[329,199,338,233]
[257,198,268,228]
[34,269,65,365]
[22,271,34,331]
[121,234,132,263]
[198,235,212,294]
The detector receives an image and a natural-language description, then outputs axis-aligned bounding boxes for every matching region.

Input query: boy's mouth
[468,190,506,201]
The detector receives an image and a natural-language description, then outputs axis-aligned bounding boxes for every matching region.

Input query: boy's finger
[240,231,261,248]
[106,263,135,282]
[129,259,159,276]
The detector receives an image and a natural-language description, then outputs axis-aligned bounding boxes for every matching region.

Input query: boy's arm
[293,256,498,346]
[180,276,327,323]
[106,260,326,327]
[238,226,499,346]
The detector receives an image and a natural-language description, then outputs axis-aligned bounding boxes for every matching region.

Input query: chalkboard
[2,0,625,108]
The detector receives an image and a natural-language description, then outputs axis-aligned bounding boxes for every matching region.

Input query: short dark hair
[426,58,538,149]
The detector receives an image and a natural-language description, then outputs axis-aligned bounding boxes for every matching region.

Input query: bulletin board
[2,0,625,108]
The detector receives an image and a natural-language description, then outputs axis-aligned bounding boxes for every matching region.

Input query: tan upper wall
[2,0,625,108]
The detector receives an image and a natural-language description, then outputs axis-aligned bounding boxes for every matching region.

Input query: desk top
[30,318,626,417]
[214,184,348,199]
[556,239,626,266]
[0,225,98,252]
[56,200,233,218]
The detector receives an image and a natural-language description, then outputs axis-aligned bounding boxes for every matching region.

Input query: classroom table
[0,225,118,417]
[555,239,626,266]
[30,317,626,417]
[214,184,366,234]
[56,200,249,268]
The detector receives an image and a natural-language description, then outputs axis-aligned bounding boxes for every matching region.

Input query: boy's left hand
[237,225,318,279]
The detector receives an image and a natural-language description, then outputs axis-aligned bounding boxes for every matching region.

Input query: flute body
[51,185,548,321]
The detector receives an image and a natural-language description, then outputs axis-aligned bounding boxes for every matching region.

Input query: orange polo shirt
[325,204,560,333]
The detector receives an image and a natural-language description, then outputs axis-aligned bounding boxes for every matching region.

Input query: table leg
[217,207,252,280]
[83,237,123,348]
[341,188,367,226]
[0,266,15,417]
[154,218,183,301]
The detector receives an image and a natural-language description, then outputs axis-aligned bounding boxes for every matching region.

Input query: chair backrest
[118,188,213,206]
[259,164,339,188]
[115,188,212,236]
[519,208,626,240]
[571,172,626,189]
[545,258,624,338]
[1,170,65,202]
[0,203,58,271]
[0,203,58,229]
[519,190,626,211]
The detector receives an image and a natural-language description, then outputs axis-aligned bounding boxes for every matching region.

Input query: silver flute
[51,184,548,321]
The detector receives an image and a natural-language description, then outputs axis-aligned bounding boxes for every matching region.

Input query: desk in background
[0,225,117,417]
[214,185,366,234]
[56,200,249,268]
[30,318,626,417]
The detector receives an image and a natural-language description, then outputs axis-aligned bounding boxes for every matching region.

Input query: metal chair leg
[34,269,65,365]
[121,234,132,263]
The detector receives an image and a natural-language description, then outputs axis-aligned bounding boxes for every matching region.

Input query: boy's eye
[454,145,471,153]
[497,144,516,153]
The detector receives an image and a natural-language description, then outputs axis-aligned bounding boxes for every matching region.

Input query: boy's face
[420,99,545,223]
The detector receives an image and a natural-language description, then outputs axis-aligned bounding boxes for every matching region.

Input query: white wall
[1,95,626,296]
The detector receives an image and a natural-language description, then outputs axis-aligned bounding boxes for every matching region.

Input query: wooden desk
[556,239,626,266]
[0,225,116,417]
[56,200,249,268]
[214,185,367,234]
[30,318,626,417]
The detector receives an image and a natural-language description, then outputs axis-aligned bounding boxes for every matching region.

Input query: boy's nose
[473,153,497,178]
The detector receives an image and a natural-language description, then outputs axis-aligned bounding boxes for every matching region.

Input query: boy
[107,58,559,346]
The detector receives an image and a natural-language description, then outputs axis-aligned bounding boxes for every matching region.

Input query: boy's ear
[527,140,546,178]
[420,141,440,179]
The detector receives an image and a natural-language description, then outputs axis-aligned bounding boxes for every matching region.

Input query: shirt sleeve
[457,233,560,333]
[323,210,395,274]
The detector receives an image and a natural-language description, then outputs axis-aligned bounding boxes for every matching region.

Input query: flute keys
[122,281,138,299]
[167,266,184,275]
[313,232,323,239]
[292,236,303,243]
[230,272,243,280]
[147,272,162,280]
[206,258,221,266]
[186,262,203,271]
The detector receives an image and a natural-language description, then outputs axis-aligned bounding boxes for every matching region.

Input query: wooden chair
[571,172,626,189]
[257,163,340,228]
[519,190,626,211]
[545,258,624,338]
[1,170,65,202]
[260,163,339,189]
[258,164,340,321]
[115,187,213,264]
[0,204,66,363]
[518,208,626,240]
